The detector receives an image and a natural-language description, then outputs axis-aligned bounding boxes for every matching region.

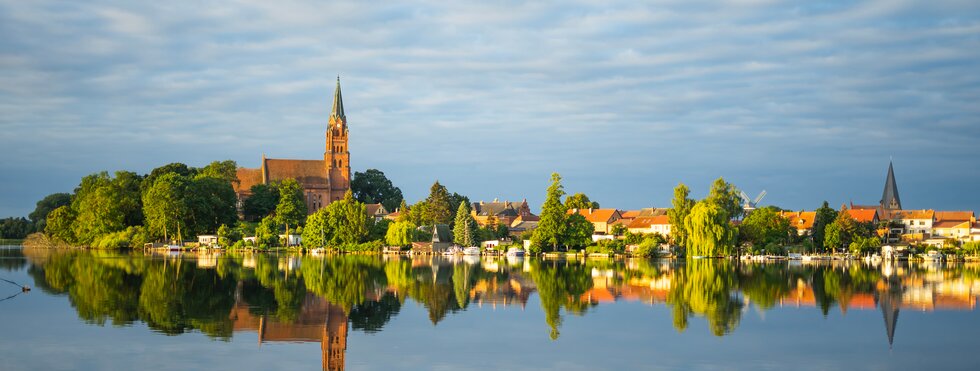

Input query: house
[198,235,218,246]
[471,199,537,227]
[618,208,667,228]
[626,215,671,237]
[413,224,453,254]
[364,203,389,222]
[932,211,975,241]
[847,208,879,224]
[509,215,540,237]
[780,211,816,236]
[278,234,302,246]
[567,208,622,235]
[890,209,935,242]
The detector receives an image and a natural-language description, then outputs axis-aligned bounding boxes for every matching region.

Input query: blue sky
[1,0,979,218]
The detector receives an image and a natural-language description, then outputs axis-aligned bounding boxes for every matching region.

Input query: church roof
[235,168,264,194]
[881,161,902,210]
[264,158,328,187]
[331,76,345,120]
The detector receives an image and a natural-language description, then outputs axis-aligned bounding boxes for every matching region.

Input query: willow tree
[385,220,416,247]
[684,201,736,257]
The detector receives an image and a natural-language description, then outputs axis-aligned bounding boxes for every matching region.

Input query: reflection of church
[229,293,348,371]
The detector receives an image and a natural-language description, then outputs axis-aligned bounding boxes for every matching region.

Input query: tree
[610,223,627,237]
[243,183,280,221]
[423,181,452,225]
[350,169,404,212]
[565,214,594,248]
[45,206,76,242]
[142,163,193,194]
[71,171,144,244]
[324,190,368,248]
[532,173,567,253]
[452,201,477,246]
[739,207,791,248]
[824,206,857,252]
[254,215,280,247]
[197,160,238,184]
[668,183,695,247]
[0,217,34,239]
[812,201,838,252]
[301,208,330,248]
[30,193,71,231]
[185,176,237,237]
[706,177,743,220]
[216,224,240,247]
[685,201,736,257]
[564,193,599,210]
[385,220,417,247]
[275,179,307,245]
[143,173,191,243]
[448,192,470,226]
[849,236,881,256]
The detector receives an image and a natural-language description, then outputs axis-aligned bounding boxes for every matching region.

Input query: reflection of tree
[739,264,793,310]
[137,260,237,337]
[529,259,593,340]
[349,292,401,333]
[0,247,26,271]
[301,256,386,312]
[667,259,742,336]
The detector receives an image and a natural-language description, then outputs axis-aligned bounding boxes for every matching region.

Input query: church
[234,77,351,214]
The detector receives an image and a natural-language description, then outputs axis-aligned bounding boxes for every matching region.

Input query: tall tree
[824,205,857,252]
[668,183,695,247]
[739,206,791,247]
[452,201,477,247]
[30,193,71,231]
[301,208,331,248]
[684,201,736,257]
[423,181,453,225]
[532,173,568,253]
[275,178,307,245]
[564,193,599,210]
[385,220,417,247]
[448,192,470,227]
[141,163,194,194]
[706,177,743,220]
[198,160,238,184]
[142,173,191,243]
[243,183,280,221]
[72,171,143,244]
[324,190,368,247]
[350,169,404,212]
[185,176,238,237]
[811,201,838,252]
[45,206,76,243]
[564,214,594,248]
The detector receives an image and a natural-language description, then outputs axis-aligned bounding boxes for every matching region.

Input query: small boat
[463,246,481,255]
[443,246,463,255]
[922,250,944,261]
[506,247,525,257]
[787,253,802,260]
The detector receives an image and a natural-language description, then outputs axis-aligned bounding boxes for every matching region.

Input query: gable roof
[627,215,670,229]
[264,158,328,187]
[934,220,971,229]
[235,168,264,194]
[365,203,388,216]
[472,199,529,216]
[431,224,451,243]
[621,210,641,218]
[567,208,622,223]
[935,211,974,222]
[780,211,816,230]
[847,209,878,223]
[890,209,935,220]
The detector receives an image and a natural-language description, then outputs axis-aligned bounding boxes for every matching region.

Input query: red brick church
[234,77,351,214]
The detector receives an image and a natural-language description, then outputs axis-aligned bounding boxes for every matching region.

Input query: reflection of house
[626,215,671,236]
[471,199,536,227]
[567,208,622,235]
[365,204,389,221]
[780,211,816,236]
[230,294,348,371]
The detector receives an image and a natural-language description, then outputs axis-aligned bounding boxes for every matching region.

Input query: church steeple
[330,76,345,121]
[880,161,901,210]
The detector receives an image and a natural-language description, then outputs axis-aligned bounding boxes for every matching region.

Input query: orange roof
[934,220,971,229]
[891,209,935,220]
[567,208,621,223]
[627,215,670,229]
[936,211,974,222]
[847,209,878,223]
[621,210,641,218]
[264,159,328,187]
[365,203,388,216]
[780,211,816,230]
[234,168,263,194]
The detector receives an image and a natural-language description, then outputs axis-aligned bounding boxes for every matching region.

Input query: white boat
[787,253,802,260]
[922,250,944,261]
[463,246,481,255]
[506,247,525,257]
[443,246,463,255]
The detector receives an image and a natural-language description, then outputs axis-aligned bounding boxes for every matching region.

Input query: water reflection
[15,247,980,369]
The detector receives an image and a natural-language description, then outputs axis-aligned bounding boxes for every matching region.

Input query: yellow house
[567,208,622,235]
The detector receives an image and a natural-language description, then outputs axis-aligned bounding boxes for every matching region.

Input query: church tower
[880,161,902,211]
[325,77,351,202]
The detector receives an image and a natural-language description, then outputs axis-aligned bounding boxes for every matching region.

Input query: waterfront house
[364,203,389,222]
[198,235,218,246]
[932,211,975,241]
[509,215,539,237]
[626,215,671,237]
[890,209,935,242]
[568,208,622,235]
[471,199,537,227]
[413,224,452,254]
[780,211,816,236]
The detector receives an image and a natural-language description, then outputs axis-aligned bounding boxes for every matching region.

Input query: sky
[1,0,979,218]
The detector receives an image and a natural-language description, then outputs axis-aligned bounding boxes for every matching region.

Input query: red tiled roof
[936,211,974,222]
[780,211,816,230]
[627,215,670,229]
[264,159,328,187]
[621,210,641,218]
[934,220,970,229]
[235,168,263,194]
[847,209,878,223]
[891,209,935,220]
[567,208,621,223]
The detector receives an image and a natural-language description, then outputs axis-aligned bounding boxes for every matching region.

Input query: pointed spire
[330,76,345,121]
[881,161,902,210]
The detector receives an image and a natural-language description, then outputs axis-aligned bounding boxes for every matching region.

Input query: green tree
[350,169,404,212]
[452,201,477,246]
[824,206,857,252]
[564,193,599,210]
[30,193,71,231]
[812,201,838,252]
[185,176,237,237]
[324,190,368,248]
[141,163,194,194]
[447,192,470,226]
[685,201,736,257]
[71,171,144,244]
[254,215,280,247]
[385,220,417,247]
[242,183,280,221]
[45,206,76,242]
[668,183,695,247]
[565,214,594,248]
[301,208,330,248]
[142,173,190,243]
[849,236,881,255]
[197,160,238,184]
[706,177,743,220]
[532,173,568,253]
[216,224,240,247]
[739,207,791,248]
[423,181,453,225]
[275,178,307,245]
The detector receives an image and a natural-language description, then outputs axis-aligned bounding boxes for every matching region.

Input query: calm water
[2,245,979,370]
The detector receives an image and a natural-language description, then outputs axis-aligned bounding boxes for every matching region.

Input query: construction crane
[739,190,767,212]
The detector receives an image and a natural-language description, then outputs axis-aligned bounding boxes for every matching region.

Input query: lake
[1,245,979,370]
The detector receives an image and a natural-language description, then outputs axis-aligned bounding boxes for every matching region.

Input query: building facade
[234,78,351,214]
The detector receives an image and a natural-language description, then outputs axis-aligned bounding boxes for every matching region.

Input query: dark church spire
[880,161,901,210]
[331,76,345,121]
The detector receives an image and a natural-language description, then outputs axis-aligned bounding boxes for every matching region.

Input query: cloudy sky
[1,0,979,218]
